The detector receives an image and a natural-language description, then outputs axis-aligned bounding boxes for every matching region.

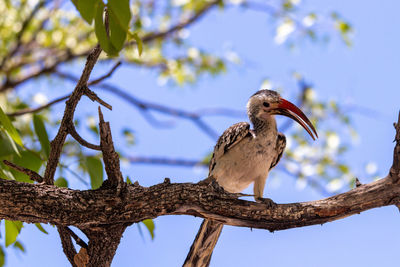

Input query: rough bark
[0,172,399,232]
[82,224,127,267]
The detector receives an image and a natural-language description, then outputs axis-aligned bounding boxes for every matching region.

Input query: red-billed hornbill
[183,89,317,267]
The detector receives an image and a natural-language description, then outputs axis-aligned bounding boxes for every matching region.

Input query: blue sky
[5,0,400,266]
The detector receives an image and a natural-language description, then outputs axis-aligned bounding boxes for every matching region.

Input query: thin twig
[128,156,207,167]
[88,61,122,86]
[3,160,43,183]
[7,94,70,117]
[83,87,112,110]
[65,227,88,249]
[57,226,78,267]
[68,123,101,151]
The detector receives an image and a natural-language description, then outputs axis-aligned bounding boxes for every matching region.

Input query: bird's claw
[256,197,276,208]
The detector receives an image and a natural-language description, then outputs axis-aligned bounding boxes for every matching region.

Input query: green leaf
[35,223,48,235]
[13,241,25,253]
[126,176,132,184]
[0,245,4,267]
[94,2,112,55]
[0,168,7,180]
[4,131,20,156]
[54,177,68,188]
[0,106,23,147]
[108,11,127,51]
[5,220,22,247]
[338,164,349,174]
[141,219,155,240]
[0,132,17,157]
[94,2,118,55]
[85,156,103,189]
[11,150,42,183]
[0,166,15,180]
[132,32,143,56]
[108,0,131,29]
[33,115,50,159]
[72,0,99,24]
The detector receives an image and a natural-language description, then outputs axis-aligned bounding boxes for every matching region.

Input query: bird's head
[247,89,318,140]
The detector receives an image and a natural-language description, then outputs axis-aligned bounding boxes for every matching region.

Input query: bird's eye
[263,102,270,108]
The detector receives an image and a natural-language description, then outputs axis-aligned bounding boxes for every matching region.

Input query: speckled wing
[269,132,286,170]
[209,122,251,174]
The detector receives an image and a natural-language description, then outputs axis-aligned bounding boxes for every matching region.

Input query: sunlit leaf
[141,219,155,240]
[33,115,50,159]
[11,151,42,183]
[71,0,99,24]
[13,241,25,253]
[108,10,127,51]
[94,1,117,55]
[35,223,48,235]
[0,106,23,147]
[4,132,20,156]
[0,132,17,157]
[54,177,68,188]
[85,157,103,189]
[0,245,4,267]
[5,220,22,247]
[131,32,143,56]
[108,0,131,29]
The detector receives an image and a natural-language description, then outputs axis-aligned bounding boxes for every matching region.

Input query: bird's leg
[253,176,267,200]
[254,176,276,208]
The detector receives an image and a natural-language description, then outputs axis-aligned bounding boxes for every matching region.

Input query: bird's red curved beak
[275,98,318,140]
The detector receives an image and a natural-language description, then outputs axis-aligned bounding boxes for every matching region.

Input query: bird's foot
[256,197,277,208]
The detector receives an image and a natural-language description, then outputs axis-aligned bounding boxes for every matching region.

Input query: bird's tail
[183,219,224,267]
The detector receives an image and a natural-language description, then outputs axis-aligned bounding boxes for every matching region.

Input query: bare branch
[98,107,124,189]
[3,160,43,183]
[65,227,88,249]
[43,44,102,185]
[68,123,101,151]
[57,226,78,267]
[83,87,112,110]
[88,61,122,86]
[6,94,70,117]
[128,156,207,167]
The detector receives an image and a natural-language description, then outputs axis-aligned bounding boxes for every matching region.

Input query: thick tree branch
[82,224,127,267]
[0,174,399,231]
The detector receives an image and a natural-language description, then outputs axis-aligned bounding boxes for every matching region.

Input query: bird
[183,89,317,267]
